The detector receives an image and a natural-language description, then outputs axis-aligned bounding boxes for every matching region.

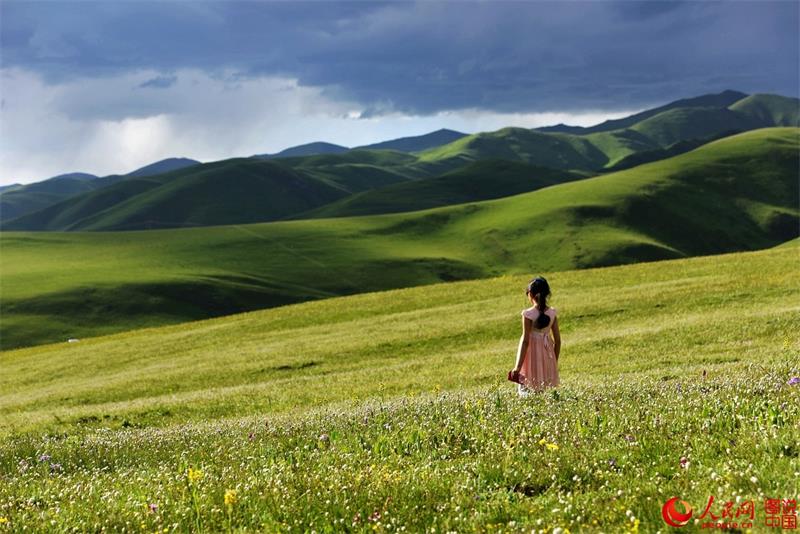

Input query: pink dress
[518,307,559,393]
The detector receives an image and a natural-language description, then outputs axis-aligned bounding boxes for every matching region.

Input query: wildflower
[224,489,238,506]
[38,454,51,462]
[608,457,617,469]
[319,433,330,443]
[679,456,689,469]
[49,463,62,473]
[148,503,158,513]
[624,434,635,442]
[787,377,800,386]
[187,467,203,483]
[545,442,559,451]
[0,517,8,524]
[538,438,547,445]
[369,510,382,522]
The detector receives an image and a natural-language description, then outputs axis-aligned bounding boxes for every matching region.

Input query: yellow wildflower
[0,517,8,524]
[187,467,203,483]
[545,442,559,451]
[538,438,547,445]
[224,489,238,506]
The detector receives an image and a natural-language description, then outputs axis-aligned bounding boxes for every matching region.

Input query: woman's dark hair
[526,276,551,329]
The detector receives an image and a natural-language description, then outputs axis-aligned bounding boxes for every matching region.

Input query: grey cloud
[1,1,798,116]
[139,75,177,89]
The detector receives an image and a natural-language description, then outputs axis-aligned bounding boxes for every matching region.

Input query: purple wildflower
[149,503,158,513]
[787,377,800,386]
[38,454,51,462]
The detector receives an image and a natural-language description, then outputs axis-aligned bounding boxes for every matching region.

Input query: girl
[509,276,561,397]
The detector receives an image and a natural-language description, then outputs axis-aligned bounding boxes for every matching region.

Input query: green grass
[0,176,98,222]
[297,161,587,219]
[417,94,797,170]
[1,128,797,350]
[2,159,357,232]
[730,93,800,127]
[0,244,798,532]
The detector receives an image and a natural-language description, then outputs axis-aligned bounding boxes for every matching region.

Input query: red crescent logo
[661,496,693,527]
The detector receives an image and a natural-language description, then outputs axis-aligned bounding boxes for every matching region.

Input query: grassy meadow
[2,128,797,350]
[1,243,798,532]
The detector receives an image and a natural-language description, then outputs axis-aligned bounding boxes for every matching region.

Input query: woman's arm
[513,315,532,372]
[551,315,561,360]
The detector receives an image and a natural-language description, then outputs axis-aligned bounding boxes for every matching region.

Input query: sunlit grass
[1,244,798,531]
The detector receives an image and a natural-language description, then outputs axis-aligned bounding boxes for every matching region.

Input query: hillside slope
[356,128,468,152]
[6,91,796,231]
[297,160,586,219]
[2,159,364,231]
[1,128,797,348]
[0,174,99,222]
[0,160,199,223]
[1,242,796,435]
[422,91,797,168]
[2,240,797,533]
[536,89,748,134]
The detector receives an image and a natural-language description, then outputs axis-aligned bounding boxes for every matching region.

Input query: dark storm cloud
[139,75,178,89]
[1,1,798,115]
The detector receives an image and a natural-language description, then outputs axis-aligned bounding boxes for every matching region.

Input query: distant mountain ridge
[255,129,469,159]
[125,157,200,177]
[3,90,798,231]
[355,129,467,152]
[536,89,749,134]
[256,142,350,159]
[0,158,199,222]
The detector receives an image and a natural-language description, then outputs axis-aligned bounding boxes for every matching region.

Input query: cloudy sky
[1,1,798,185]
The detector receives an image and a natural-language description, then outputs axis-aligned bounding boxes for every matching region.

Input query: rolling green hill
[730,93,800,126]
[1,158,376,231]
[355,128,467,152]
[297,160,587,219]
[1,128,797,349]
[0,174,99,222]
[424,91,798,169]
[257,141,349,159]
[603,129,742,172]
[0,243,797,531]
[1,242,796,435]
[4,91,796,232]
[537,89,749,134]
[0,160,200,223]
